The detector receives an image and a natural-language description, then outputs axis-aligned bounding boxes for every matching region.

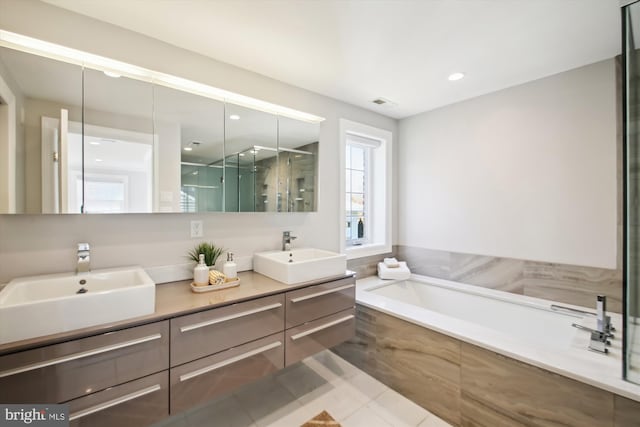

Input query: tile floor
[154,350,451,427]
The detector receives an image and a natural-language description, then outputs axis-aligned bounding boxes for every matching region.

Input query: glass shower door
[624,0,640,384]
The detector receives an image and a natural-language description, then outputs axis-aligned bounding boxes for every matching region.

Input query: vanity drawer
[170,332,284,413]
[0,320,169,404]
[285,308,355,366]
[285,277,355,328]
[68,370,168,427]
[170,294,284,366]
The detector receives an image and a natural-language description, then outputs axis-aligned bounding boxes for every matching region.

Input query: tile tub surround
[346,252,395,279]
[332,275,640,426]
[333,304,640,427]
[395,245,623,313]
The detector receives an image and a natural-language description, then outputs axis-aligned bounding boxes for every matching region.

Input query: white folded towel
[378,261,411,280]
[383,257,400,268]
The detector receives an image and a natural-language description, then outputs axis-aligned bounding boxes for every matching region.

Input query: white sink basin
[253,248,347,285]
[0,266,155,344]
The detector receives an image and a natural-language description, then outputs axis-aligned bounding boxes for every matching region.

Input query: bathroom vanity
[0,271,355,426]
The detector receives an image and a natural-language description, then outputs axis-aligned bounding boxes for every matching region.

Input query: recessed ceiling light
[448,72,465,81]
[89,141,100,146]
[95,158,103,162]
[103,70,121,78]
[229,114,240,120]
[183,147,193,151]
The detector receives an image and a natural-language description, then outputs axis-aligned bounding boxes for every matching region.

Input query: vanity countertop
[0,270,355,356]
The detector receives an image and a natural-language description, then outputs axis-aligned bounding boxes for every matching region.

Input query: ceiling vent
[371,97,398,108]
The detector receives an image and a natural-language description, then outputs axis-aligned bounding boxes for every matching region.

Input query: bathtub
[355,274,640,402]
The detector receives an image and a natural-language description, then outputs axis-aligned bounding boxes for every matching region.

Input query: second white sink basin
[0,266,155,344]
[253,248,347,285]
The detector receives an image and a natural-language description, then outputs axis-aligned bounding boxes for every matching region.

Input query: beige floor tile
[341,406,392,427]
[311,350,360,380]
[368,389,430,426]
[340,370,388,401]
[275,360,333,398]
[186,395,256,427]
[297,380,369,421]
[234,376,307,427]
[417,413,453,427]
[257,403,315,427]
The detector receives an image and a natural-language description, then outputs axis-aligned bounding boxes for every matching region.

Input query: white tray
[191,278,240,293]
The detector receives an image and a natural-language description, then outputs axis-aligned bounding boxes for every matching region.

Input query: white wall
[398,59,617,269]
[0,0,397,283]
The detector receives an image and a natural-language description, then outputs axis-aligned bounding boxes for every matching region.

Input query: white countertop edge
[355,275,640,403]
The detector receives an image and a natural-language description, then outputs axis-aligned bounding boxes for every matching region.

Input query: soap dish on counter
[191,278,240,293]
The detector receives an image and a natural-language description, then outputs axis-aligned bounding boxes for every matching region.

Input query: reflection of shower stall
[623,1,640,385]
[223,144,316,212]
[224,150,256,212]
[181,144,317,213]
[278,143,317,212]
[180,162,223,212]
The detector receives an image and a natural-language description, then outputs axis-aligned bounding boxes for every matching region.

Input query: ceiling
[42,0,621,119]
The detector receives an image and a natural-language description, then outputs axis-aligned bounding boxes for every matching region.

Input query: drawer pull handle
[179,341,282,382]
[180,303,283,333]
[290,284,355,303]
[69,384,161,421]
[0,333,162,379]
[290,315,355,341]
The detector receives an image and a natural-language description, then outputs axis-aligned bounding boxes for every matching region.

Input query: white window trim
[339,119,392,260]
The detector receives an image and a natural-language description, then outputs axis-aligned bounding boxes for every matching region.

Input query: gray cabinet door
[285,277,355,328]
[0,321,169,403]
[170,294,284,366]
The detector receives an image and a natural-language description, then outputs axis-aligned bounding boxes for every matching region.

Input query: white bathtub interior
[368,279,581,348]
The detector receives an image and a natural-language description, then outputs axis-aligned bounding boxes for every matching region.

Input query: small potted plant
[187,242,224,269]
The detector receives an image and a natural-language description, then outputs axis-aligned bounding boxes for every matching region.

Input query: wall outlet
[190,220,203,238]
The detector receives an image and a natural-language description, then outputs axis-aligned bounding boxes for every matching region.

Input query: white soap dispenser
[223,252,237,280]
[193,253,209,286]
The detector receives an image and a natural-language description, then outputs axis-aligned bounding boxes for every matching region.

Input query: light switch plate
[190,220,203,238]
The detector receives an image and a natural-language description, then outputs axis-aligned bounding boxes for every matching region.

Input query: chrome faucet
[571,295,615,354]
[596,295,614,335]
[77,243,91,274]
[282,231,297,251]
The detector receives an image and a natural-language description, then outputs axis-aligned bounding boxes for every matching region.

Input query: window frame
[339,119,392,260]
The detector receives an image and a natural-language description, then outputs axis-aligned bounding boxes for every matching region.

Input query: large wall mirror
[0,44,320,214]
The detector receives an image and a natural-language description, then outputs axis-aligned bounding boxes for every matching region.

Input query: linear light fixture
[0,30,325,124]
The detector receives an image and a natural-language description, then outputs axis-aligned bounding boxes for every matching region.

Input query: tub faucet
[596,295,615,335]
[282,231,297,251]
[571,295,615,354]
[77,243,91,274]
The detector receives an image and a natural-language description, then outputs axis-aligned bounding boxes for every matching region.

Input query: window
[345,143,370,245]
[340,119,392,259]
